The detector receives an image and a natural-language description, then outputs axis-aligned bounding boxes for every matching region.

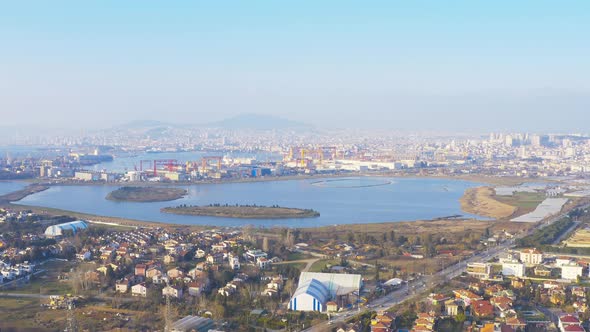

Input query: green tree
[455,312,466,323]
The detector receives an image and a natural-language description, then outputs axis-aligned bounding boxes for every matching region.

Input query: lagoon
[17,177,483,227]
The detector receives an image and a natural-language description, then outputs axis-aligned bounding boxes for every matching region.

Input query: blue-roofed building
[289,278,330,312]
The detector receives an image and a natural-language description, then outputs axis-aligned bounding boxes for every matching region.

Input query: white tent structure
[44,220,88,237]
[289,272,362,312]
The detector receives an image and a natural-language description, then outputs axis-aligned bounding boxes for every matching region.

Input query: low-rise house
[135,264,147,277]
[194,249,206,259]
[411,312,435,332]
[471,300,494,319]
[558,314,584,332]
[535,265,552,277]
[131,283,147,297]
[445,299,462,316]
[491,296,514,317]
[76,250,92,261]
[187,281,206,297]
[167,267,185,279]
[229,255,240,270]
[206,253,223,265]
[152,274,170,285]
[466,263,492,279]
[244,249,267,262]
[428,293,451,305]
[453,289,482,306]
[146,266,162,279]
[571,286,587,298]
[519,248,543,265]
[164,254,176,265]
[372,312,395,328]
[257,257,271,269]
[115,279,130,293]
[505,317,527,330]
[326,301,338,312]
[162,285,183,299]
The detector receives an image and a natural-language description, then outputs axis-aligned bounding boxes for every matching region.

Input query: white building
[257,257,270,269]
[502,261,526,278]
[289,272,362,312]
[74,171,99,181]
[132,283,147,297]
[289,278,330,312]
[561,264,583,281]
[244,249,267,262]
[163,285,183,299]
[519,249,543,265]
[466,263,492,279]
[44,220,88,238]
[229,255,240,270]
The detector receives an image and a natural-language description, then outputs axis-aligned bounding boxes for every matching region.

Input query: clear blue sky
[1,1,589,131]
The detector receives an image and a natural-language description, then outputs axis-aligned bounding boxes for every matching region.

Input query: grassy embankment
[106,186,187,202]
[161,204,320,219]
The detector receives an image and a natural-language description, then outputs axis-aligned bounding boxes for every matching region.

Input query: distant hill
[112,120,174,129]
[205,114,313,130]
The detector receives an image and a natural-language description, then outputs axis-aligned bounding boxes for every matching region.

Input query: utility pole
[164,281,173,332]
[65,298,78,332]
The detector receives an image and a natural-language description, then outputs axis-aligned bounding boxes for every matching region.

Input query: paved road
[552,220,580,245]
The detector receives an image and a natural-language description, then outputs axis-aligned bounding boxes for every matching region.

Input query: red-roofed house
[559,315,583,332]
[471,300,494,319]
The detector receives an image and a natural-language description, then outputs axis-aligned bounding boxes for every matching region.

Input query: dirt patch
[460,186,517,219]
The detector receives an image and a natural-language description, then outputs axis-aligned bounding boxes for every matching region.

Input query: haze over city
[1,1,589,131]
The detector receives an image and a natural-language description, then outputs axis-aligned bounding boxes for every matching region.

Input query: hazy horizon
[1,1,589,132]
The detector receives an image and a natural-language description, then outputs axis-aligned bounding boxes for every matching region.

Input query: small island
[106,186,187,202]
[161,203,320,219]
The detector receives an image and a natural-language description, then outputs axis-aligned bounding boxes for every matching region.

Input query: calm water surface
[18,177,482,227]
[0,181,26,195]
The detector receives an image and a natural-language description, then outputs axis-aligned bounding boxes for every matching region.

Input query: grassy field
[286,252,313,261]
[305,219,528,242]
[2,260,74,295]
[0,297,49,330]
[309,259,342,272]
[495,191,547,215]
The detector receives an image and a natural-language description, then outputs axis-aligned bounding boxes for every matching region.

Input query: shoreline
[19,172,540,188]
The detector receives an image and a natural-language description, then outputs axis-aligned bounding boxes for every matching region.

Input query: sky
[0,1,589,132]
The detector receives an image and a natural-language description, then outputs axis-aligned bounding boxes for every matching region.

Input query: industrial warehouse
[44,220,88,238]
[288,272,362,312]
